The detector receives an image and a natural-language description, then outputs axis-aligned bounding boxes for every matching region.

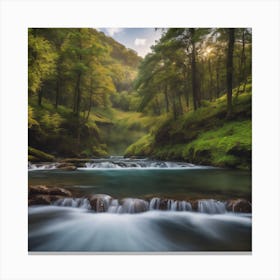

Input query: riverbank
[125,88,252,170]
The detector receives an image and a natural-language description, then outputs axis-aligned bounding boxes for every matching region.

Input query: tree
[226,28,235,117]
[28,29,57,106]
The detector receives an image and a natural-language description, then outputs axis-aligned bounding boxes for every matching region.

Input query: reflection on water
[28,206,251,252]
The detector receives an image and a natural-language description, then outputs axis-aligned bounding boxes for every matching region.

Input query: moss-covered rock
[28,146,55,162]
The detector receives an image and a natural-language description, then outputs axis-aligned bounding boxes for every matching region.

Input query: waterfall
[29,157,211,171]
[107,199,121,213]
[53,198,91,210]
[51,196,231,215]
[78,158,207,170]
[85,162,122,169]
[197,199,226,214]
[149,197,161,210]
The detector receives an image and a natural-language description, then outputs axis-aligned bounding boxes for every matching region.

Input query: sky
[98,28,163,58]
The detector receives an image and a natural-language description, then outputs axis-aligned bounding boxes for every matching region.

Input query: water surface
[28,158,251,252]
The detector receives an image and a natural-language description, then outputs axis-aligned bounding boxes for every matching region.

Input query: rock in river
[88,194,112,212]
[226,199,252,213]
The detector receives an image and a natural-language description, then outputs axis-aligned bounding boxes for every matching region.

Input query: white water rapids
[28,206,251,252]
[28,157,211,170]
[52,197,227,214]
[28,157,251,252]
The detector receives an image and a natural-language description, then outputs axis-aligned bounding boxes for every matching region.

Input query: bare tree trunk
[226,28,235,118]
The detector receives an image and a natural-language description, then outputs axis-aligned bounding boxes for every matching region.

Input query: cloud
[134,38,147,46]
[105,28,123,37]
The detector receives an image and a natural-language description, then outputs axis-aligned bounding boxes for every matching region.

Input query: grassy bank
[125,84,252,169]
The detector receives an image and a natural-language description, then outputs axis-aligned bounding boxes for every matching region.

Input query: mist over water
[28,206,251,252]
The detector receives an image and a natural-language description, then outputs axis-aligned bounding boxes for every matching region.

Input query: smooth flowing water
[28,157,252,252]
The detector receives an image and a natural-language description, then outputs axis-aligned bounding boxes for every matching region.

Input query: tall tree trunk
[55,79,60,108]
[208,58,213,101]
[164,84,170,113]
[171,90,178,119]
[154,97,161,115]
[73,72,81,114]
[241,29,247,92]
[76,74,82,116]
[190,28,198,110]
[184,84,189,108]
[236,29,246,96]
[86,79,94,121]
[183,67,189,108]
[226,28,235,118]
[216,59,220,98]
[178,94,183,115]
[38,89,43,106]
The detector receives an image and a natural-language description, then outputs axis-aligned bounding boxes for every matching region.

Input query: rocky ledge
[28,185,252,214]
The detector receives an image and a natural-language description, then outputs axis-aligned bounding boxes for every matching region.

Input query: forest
[28,28,252,169]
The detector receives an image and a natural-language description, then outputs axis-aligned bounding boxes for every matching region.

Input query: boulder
[28,186,73,207]
[120,198,149,213]
[159,199,168,210]
[29,185,72,197]
[190,200,199,211]
[59,165,77,171]
[88,194,112,212]
[226,199,251,213]
[49,187,72,197]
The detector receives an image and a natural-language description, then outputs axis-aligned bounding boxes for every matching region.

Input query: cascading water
[28,157,213,171]
[28,157,252,252]
[53,198,91,210]
[50,196,230,215]
[28,162,57,171]
[197,199,226,214]
[81,159,204,169]
[28,206,252,252]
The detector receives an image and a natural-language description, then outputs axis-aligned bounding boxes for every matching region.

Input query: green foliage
[181,120,251,168]
[41,112,63,133]
[124,134,154,157]
[28,28,141,158]
[28,146,55,162]
[28,30,57,94]
[126,82,252,169]
[28,105,39,128]
[28,28,251,169]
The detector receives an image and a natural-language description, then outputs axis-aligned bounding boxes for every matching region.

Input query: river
[28,157,251,252]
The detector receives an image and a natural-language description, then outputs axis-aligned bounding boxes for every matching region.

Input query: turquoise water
[29,168,251,200]
[28,160,251,252]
